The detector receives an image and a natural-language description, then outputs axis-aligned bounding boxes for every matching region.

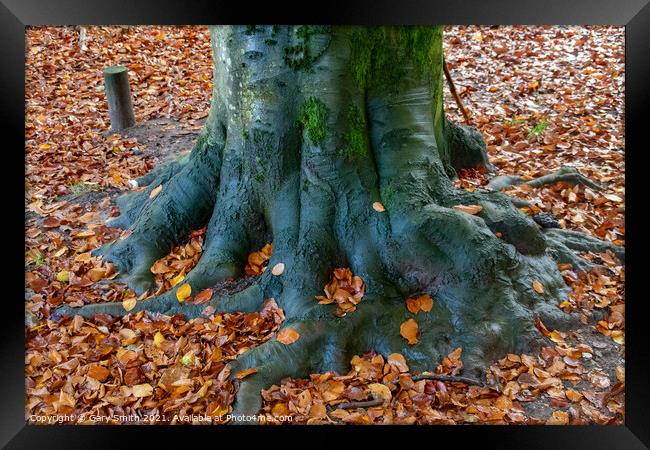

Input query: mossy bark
[57,26,623,421]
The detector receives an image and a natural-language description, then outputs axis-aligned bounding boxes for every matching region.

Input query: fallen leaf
[387,353,409,373]
[153,331,165,347]
[400,319,419,345]
[132,383,154,398]
[277,328,300,345]
[56,270,69,282]
[532,280,545,294]
[87,365,110,382]
[372,202,385,212]
[235,368,258,379]
[192,288,213,305]
[176,283,191,302]
[122,297,137,312]
[452,204,483,215]
[368,383,392,404]
[271,263,285,276]
[149,185,162,199]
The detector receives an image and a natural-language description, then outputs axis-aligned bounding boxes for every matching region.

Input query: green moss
[283,26,331,71]
[298,97,329,146]
[348,26,442,90]
[340,104,370,160]
[71,181,93,194]
[264,38,277,46]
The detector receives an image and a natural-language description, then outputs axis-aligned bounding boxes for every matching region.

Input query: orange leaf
[452,204,483,215]
[532,280,545,294]
[235,368,258,379]
[405,298,420,314]
[277,328,300,345]
[400,319,419,345]
[418,294,433,312]
[535,317,550,336]
[192,288,213,305]
[87,365,110,382]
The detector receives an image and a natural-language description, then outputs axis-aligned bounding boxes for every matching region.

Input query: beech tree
[58,25,623,417]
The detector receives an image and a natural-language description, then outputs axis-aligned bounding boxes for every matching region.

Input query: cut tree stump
[103,65,135,132]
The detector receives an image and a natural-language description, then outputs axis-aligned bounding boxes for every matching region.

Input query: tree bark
[57,26,623,421]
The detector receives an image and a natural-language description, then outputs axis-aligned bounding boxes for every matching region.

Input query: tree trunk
[58,26,622,419]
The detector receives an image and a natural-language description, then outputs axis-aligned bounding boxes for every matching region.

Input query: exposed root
[95,138,224,295]
[486,166,603,192]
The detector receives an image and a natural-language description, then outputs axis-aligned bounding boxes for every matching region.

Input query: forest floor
[25,25,624,424]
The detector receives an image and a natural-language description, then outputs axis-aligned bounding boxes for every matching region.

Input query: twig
[334,397,385,410]
[443,56,472,126]
[411,373,484,386]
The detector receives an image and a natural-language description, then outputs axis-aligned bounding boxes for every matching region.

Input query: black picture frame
[5,0,649,448]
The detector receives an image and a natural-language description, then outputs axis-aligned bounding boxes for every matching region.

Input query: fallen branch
[443,57,472,126]
[334,397,385,410]
[412,373,484,386]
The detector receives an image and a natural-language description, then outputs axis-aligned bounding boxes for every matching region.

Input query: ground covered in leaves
[25,25,624,425]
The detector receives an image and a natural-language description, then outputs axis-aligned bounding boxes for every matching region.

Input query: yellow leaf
[277,327,300,345]
[372,202,385,212]
[271,263,285,276]
[56,270,69,282]
[170,273,185,287]
[452,204,483,215]
[176,283,191,302]
[400,319,419,345]
[153,331,165,347]
[122,297,137,312]
[132,383,153,398]
[150,185,162,199]
[39,143,51,149]
[548,330,565,344]
[611,330,624,345]
[532,280,545,294]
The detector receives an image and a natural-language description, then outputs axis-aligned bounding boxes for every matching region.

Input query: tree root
[486,166,603,192]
